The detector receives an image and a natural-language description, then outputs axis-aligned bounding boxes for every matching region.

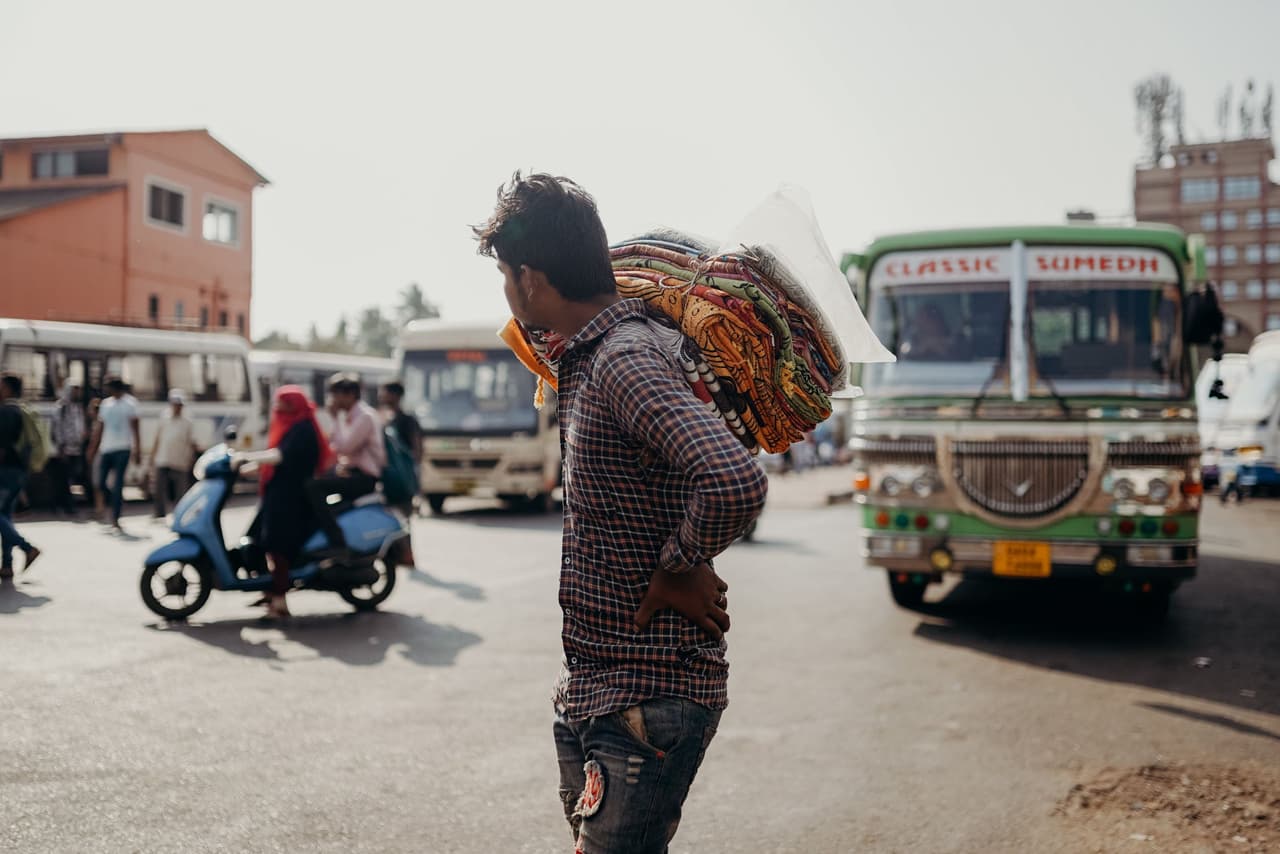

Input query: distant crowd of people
[0,370,423,594]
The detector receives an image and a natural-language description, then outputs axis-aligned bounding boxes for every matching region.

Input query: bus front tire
[426,494,447,515]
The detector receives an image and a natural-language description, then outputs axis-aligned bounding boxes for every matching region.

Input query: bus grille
[950,439,1091,519]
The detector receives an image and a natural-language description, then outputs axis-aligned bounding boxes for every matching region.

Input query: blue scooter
[140,443,408,621]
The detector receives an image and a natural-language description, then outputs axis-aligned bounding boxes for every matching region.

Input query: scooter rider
[306,373,385,552]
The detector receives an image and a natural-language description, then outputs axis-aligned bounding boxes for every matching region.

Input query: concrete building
[1134,137,1280,350]
[0,129,267,336]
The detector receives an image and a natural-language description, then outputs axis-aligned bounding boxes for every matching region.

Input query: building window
[147,294,159,322]
[1177,152,1193,166]
[175,301,185,322]
[1268,280,1280,299]
[218,310,228,328]
[1269,315,1280,332]
[32,148,109,179]
[146,181,186,230]
[236,313,246,335]
[1247,280,1264,299]
[199,306,209,328]
[1247,209,1263,229]
[1204,150,1220,164]
[202,200,239,246]
[1223,176,1262,201]
[1268,244,1280,264]
[1221,245,1239,265]
[1269,208,1280,227]
[1244,245,1262,264]
[1225,318,1240,337]
[1221,281,1239,300]
[1181,178,1218,203]
[1200,212,1218,231]
[1204,246,1218,265]
[1220,211,1239,230]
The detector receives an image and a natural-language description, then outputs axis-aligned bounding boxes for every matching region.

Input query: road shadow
[425,505,563,532]
[149,610,483,667]
[404,567,486,601]
[910,554,1280,717]
[0,578,51,614]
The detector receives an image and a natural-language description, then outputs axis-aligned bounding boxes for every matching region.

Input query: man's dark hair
[105,375,126,393]
[473,172,616,302]
[381,381,405,398]
[0,372,22,398]
[328,372,362,396]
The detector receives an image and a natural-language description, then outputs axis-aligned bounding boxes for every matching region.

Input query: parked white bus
[0,318,259,498]
[248,350,397,447]
[399,320,558,514]
[1195,352,1249,488]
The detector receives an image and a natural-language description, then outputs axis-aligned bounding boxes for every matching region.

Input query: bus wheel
[887,572,927,610]
[426,494,447,515]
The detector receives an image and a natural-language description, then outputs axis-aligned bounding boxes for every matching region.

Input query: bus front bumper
[862,533,1198,583]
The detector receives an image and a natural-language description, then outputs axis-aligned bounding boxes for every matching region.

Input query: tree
[1264,84,1275,138]
[1218,84,1233,140]
[306,317,355,355]
[396,282,441,330]
[253,330,303,351]
[1135,73,1177,164]
[355,306,397,357]
[1240,79,1257,138]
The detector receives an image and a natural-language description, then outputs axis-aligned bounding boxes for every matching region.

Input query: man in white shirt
[87,377,141,531]
[151,389,197,519]
[306,373,385,552]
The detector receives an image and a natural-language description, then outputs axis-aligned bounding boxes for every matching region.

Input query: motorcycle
[140,442,408,621]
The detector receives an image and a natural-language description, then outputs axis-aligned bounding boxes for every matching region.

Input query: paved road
[2,473,1278,853]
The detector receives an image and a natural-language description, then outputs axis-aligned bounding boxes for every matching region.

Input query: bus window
[3,347,52,399]
[108,354,164,400]
[167,354,205,400]
[207,355,250,402]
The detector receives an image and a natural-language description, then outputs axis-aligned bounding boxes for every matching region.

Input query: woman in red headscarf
[257,386,334,618]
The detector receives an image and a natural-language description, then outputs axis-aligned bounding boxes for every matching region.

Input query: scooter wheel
[338,556,397,612]
[140,561,212,621]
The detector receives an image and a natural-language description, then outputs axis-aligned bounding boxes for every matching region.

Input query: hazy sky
[3,0,1279,339]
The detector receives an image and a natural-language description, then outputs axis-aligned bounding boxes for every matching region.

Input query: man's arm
[596,343,768,573]
[130,416,142,463]
[86,419,103,461]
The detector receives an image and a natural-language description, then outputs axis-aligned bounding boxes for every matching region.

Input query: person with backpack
[379,380,421,511]
[0,373,42,578]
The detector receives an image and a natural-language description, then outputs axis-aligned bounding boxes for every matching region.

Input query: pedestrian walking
[474,174,767,853]
[84,397,101,514]
[151,389,196,519]
[48,382,87,516]
[87,376,140,531]
[0,373,42,578]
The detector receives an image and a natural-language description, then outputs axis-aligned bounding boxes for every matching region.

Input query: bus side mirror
[1184,284,1225,346]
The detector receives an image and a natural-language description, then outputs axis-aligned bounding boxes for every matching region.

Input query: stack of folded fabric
[500,228,848,454]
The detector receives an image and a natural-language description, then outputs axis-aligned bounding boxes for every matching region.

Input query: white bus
[399,320,558,514]
[248,350,398,447]
[1196,352,1249,488]
[0,318,259,497]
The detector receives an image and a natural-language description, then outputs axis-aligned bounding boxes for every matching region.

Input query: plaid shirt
[552,299,769,720]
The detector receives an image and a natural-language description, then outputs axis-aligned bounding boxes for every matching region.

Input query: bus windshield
[1029,279,1187,399]
[402,348,538,435]
[864,281,1010,395]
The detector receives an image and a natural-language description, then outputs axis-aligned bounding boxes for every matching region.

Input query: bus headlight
[911,476,937,498]
[1147,478,1171,503]
[880,476,903,497]
[1112,478,1135,500]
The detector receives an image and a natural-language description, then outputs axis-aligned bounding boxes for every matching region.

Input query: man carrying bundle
[475,173,767,853]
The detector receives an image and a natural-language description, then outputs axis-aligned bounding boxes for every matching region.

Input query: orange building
[0,129,268,336]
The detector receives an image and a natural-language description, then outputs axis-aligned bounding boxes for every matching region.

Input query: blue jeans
[98,450,130,524]
[0,466,32,568]
[554,697,721,854]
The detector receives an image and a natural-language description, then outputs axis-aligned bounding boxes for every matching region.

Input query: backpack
[15,405,50,475]
[381,426,419,505]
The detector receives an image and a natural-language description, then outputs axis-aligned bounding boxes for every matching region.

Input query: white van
[398,320,558,514]
[1203,331,1280,493]
[248,350,397,446]
[0,318,258,497]
[1196,353,1249,488]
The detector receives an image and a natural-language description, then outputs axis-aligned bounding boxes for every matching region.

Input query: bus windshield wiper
[971,308,1011,417]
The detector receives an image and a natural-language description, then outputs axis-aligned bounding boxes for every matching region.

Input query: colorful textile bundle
[501,228,849,454]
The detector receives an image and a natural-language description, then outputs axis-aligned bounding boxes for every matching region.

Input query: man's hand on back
[634,563,730,640]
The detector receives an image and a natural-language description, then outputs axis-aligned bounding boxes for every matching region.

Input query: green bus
[842,224,1221,618]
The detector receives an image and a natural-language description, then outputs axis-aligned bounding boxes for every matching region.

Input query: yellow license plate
[452,480,476,493]
[993,541,1052,578]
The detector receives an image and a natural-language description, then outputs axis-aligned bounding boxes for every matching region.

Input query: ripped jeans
[554,697,721,854]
